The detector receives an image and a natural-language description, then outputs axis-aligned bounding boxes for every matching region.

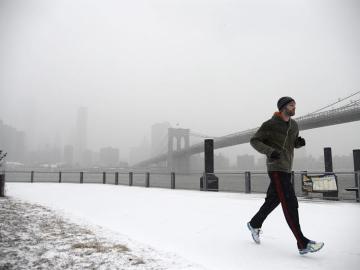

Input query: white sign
[312,175,338,191]
[302,174,338,192]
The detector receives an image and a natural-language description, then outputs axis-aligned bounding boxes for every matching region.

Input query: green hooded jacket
[250,112,303,172]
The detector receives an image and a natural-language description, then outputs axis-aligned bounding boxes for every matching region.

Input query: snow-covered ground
[4,183,360,270]
[0,197,199,270]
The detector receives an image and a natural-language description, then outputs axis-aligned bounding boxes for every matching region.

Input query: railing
[2,170,359,202]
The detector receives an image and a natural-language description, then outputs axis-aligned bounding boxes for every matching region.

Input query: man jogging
[247,96,324,255]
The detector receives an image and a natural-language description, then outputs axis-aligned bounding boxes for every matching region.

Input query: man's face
[284,101,296,116]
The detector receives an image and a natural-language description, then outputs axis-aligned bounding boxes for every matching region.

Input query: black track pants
[249,171,309,249]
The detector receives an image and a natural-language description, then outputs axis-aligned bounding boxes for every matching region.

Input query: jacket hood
[272,112,284,121]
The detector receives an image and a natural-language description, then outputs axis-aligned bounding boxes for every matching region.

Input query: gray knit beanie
[277,96,295,111]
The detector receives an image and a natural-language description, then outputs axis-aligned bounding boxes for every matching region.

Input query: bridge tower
[167,128,190,172]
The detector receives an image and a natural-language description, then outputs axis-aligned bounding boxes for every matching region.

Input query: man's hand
[296,136,306,147]
[270,150,281,160]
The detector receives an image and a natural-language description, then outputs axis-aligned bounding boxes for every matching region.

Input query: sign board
[302,174,338,193]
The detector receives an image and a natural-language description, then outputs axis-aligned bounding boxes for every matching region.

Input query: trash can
[200,173,219,191]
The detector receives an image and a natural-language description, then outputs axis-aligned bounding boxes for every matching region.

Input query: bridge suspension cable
[307,90,360,115]
[340,98,360,109]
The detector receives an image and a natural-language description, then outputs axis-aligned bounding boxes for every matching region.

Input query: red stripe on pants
[272,172,305,249]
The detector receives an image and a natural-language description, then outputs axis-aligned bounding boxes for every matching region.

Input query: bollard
[199,139,219,191]
[353,150,360,202]
[355,171,360,202]
[354,149,360,171]
[59,172,62,183]
[31,171,34,183]
[115,172,119,185]
[245,171,251,193]
[0,174,5,197]
[80,172,83,184]
[324,147,333,173]
[129,172,133,186]
[145,172,150,188]
[103,172,106,184]
[171,172,175,189]
[323,147,338,199]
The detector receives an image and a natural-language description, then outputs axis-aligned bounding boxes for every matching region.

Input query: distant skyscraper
[75,107,87,165]
[0,119,26,162]
[151,122,171,157]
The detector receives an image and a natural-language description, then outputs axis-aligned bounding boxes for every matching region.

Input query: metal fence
[2,170,359,202]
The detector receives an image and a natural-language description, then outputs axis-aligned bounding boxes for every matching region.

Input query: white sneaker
[299,241,324,255]
[247,222,261,244]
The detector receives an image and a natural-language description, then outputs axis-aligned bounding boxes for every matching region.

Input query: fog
[1,0,359,166]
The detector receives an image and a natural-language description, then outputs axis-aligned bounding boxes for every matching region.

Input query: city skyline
[1,115,358,171]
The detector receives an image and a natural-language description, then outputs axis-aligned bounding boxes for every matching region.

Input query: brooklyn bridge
[135,97,360,172]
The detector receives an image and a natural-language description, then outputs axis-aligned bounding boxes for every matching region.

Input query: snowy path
[0,197,199,270]
[5,183,360,270]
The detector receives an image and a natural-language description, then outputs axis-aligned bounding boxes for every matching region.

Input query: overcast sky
[0,0,359,162]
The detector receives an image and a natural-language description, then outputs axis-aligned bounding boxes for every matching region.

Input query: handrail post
[0,173,5,197]
[103,172,106,184]
[245,171,251,193]
[145,172,150,187]
[80,172,83,184]
[59,171,62,183]
[31,171,34,183]
[171,172,175,189]
[129,172,133,186]
[115,172,119,185]
[355,171,360,202]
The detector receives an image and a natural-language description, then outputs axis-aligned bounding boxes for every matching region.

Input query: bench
[345,171,360,202]
[345,187,359,191]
